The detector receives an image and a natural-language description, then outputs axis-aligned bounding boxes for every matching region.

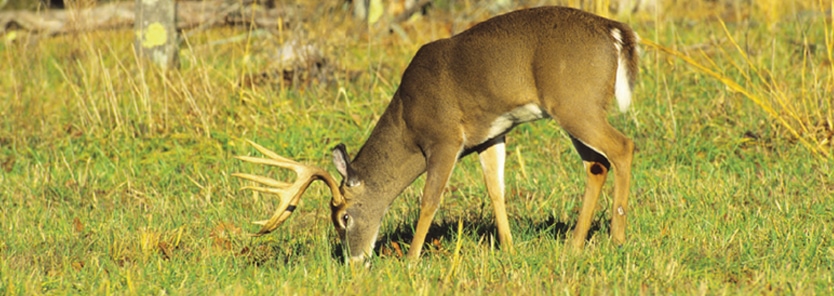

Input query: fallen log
[0,0,285,36]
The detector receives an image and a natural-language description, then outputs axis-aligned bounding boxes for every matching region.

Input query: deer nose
[347,254,370,268]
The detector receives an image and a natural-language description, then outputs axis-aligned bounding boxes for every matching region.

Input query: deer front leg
[477,138,513,252]
[406,145,461,261]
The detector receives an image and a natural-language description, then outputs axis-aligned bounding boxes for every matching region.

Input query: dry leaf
[72,217,84,233]
[391,242,403,258]
[432,238,443,250]
[158,241,172,260]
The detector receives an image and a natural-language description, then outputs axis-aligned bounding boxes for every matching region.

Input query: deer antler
[233,140,344,236]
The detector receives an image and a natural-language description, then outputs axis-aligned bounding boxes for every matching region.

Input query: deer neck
[350,93,426,203]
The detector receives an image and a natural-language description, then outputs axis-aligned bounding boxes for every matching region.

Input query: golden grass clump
[642,0,833,159]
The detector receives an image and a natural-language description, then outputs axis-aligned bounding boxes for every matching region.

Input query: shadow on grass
[330,215,604,262]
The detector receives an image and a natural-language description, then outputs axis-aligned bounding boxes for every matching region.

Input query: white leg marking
[479,142,506,194]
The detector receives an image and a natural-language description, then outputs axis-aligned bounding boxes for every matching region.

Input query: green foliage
[1,1,832,294]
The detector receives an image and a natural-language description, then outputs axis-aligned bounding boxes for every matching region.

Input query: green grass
[1,1,833,295]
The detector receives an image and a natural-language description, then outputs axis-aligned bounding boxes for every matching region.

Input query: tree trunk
[134,0,178,70]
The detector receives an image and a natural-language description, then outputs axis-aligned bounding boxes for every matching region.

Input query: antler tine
[245,140,295,163]
[234,140,344,236]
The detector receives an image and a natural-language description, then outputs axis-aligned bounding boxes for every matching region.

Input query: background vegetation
[1,0,832,294]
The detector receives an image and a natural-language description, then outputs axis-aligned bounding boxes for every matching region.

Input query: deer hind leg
[563,120,633,250]
[568,136,609,250]
[477,137,513,252]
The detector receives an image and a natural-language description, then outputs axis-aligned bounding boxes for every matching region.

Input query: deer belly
[484,103,548,141]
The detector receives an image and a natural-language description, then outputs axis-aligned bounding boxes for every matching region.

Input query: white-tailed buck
[234,6,638,263]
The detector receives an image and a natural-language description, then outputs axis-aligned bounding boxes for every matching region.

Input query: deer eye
[342,214,350,228]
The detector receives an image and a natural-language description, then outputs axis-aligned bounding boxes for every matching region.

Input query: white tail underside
[611,28,634,113]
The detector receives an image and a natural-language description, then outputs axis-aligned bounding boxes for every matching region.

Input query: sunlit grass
[1,1,832,294]
[642,7,833,158]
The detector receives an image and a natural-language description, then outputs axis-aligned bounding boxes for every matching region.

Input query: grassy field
[1,1,833,294]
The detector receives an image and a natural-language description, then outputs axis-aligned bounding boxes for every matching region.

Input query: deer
[233,6,639,264]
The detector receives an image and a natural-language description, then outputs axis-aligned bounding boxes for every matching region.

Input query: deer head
[234,138,424,263]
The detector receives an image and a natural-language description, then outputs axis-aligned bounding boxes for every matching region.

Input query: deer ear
[332,144,360,187]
